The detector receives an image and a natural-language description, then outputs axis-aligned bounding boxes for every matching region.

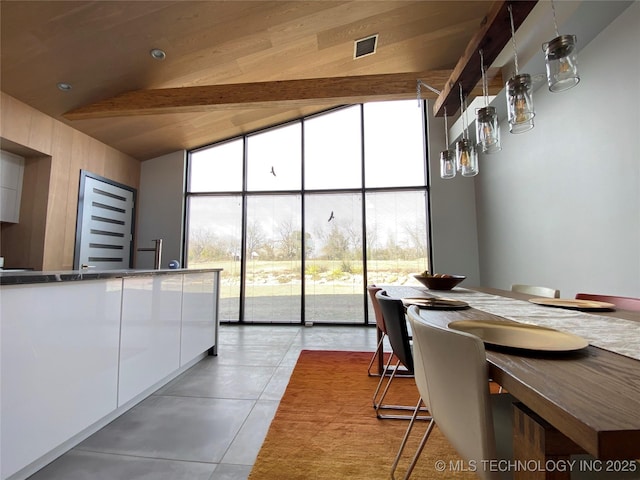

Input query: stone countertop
[0,268,223,286]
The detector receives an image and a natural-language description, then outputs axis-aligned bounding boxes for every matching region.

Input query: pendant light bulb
[459,145,471,168]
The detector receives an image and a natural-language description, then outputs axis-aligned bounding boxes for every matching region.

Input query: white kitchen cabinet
[0,280,122,480]
[0,269,220,480]
[181,272,218,365]
[0,150,25,223]
[118,274,183,406]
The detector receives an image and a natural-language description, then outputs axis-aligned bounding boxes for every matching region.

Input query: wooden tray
[449,319,589,352]
[402,297,469,310]
[529,298,615,311]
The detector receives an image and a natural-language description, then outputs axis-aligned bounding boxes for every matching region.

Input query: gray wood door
[74,171,135,270]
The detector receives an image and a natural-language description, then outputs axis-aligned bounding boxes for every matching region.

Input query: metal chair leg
[391,396,423,479]
[403,417,435,479]
[375,360,429,420]
[372,351,395,407]
[367,333,386,376]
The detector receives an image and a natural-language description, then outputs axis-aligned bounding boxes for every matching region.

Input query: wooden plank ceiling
[2,0,507,161]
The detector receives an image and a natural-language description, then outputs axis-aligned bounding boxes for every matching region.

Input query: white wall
[473,2,639,298]
[426,104,481,287]
[136,151,186,269]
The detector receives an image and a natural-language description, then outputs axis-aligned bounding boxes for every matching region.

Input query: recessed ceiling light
[57,82,72,91]
[150,48,166,60]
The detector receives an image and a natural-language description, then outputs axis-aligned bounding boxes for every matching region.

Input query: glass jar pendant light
[456,138,478,176]
[456,84,478,177]
[506,5,534,134]
[542,0,579,92]
[440,150,456,179]
[440,108,456,179]
[476,107,500,152]
[506,74,534,134]
[476,49,501,153]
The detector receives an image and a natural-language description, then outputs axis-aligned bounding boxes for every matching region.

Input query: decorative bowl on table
[413,273,466,290]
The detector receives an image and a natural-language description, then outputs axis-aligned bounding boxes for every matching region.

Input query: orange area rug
[249,350,477,479]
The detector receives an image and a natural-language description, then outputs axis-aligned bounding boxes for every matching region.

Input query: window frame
[184,101,432,325]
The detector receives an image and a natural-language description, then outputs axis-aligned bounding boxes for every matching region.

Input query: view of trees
[188,228,239,263]
[189,217,426,264]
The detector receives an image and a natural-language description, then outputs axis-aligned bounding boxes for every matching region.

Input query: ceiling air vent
[354,34,378,59]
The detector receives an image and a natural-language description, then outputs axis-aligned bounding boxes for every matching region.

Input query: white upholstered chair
[511,284,560,298]
[406,306,514,480]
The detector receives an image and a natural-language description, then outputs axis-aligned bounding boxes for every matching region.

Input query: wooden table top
[403,286,640,460]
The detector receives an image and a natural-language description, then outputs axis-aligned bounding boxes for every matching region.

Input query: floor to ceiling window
[185,100,430,324]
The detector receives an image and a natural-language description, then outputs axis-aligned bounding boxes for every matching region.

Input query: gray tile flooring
[28,324,379,480]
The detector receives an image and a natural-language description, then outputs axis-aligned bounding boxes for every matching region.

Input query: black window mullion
[300,118,306,326]
[360,104,369,326]
[422,100,434,273]
[239,136,248,323]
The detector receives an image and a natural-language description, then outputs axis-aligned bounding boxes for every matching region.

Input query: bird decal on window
[328,211,335,222]
[270,166,276,176]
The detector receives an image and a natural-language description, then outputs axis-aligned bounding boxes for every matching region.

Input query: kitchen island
[0,268,221,480]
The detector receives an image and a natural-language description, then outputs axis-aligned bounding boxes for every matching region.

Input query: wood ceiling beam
[63,70,503,120]
[432,0,538,117]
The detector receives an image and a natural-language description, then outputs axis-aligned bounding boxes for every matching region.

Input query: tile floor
[28,324,379,480]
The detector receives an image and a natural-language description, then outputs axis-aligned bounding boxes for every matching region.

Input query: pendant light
[440,108,456,179]
[456,84,478,177]
[476,49,501,153]
[506,4,534,134]
[542,0,579,92]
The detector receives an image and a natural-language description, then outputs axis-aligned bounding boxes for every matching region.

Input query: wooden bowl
[413,274,466,290]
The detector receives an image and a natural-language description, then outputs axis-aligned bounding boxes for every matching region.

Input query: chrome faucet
[137,238,163,269]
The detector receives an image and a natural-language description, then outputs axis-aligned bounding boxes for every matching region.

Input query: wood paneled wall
[0,92,140,270]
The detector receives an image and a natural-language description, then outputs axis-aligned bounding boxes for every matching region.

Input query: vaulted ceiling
[1,1,501,160]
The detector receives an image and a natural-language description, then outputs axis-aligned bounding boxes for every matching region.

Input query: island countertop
[0,268,223,286]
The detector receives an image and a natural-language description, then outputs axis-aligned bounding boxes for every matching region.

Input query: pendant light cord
[480,49,488,107]
[551,0,560,37]
[508,4,519,75]
[459,83,469,141]
[444,107,449,147]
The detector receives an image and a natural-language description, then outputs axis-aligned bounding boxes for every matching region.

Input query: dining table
[382,285,640,480]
